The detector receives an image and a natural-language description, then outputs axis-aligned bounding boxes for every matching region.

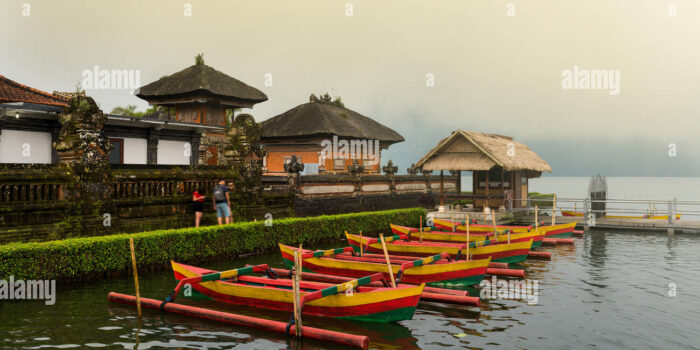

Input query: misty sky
[2,0,699,176]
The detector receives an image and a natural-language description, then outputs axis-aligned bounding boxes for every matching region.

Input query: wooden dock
[514,215,700,234]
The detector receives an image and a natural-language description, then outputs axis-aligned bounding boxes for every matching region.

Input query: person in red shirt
[192,186,206,227]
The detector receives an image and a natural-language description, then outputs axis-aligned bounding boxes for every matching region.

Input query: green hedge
[0,208,424,281]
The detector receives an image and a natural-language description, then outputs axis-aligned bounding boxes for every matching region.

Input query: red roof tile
[0,74,68,108]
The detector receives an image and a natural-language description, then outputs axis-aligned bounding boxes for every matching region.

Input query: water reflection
[664,234,677,264]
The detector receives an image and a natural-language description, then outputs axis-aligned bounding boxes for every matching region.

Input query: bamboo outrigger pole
[129,237,142,318]
[379,234,396,288]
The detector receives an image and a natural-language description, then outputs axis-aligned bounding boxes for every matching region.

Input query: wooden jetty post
[379,234,396,287]
[535,205,539,230]
[129,237,142,318]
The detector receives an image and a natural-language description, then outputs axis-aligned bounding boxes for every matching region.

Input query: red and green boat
[391,223,546,248]
[432,218,576,239]
[280,244,491,287]
[345,232,533,264]
[170,261,424,323]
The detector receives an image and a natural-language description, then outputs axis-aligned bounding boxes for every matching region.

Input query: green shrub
[0,208,424,281]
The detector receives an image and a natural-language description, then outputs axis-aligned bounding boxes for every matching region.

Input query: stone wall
[279,173,458,217]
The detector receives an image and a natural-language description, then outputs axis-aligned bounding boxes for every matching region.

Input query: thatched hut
[414,129,551,209]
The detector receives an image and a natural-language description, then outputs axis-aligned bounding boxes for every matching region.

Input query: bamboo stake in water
[379,234,396,288]
[419,216,423,243]
[291,250,299,336]
[293,247,303,337]
[551,194,557,226]
[491,208,497,239]
[129,238,142,319]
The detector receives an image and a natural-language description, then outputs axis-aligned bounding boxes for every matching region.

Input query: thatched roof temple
[261,97,404,144]
[260,95,404,175]
[135,57,267,109]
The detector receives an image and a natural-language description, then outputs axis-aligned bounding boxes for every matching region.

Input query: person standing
[213,179,231,225]
[192,186,206,227]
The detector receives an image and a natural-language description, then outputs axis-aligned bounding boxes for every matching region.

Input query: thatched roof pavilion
[260,95,404,174]
[261,98,404,144]
[415,129,551,209]
[136,57,267,109]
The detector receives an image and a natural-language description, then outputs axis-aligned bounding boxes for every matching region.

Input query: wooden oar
[359,231,363,256]
[466,214,470,260]
[379,234,396,288]
[551,194,557,226]
[419,216,423,243]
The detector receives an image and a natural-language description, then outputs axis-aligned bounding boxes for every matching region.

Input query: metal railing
[509,197,700,224]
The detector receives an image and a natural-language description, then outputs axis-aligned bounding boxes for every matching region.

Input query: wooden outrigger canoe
[279,244,490,287]
[345,232,533,264]
[433,218,576,239]
[390,223,545,248]
[561,210,681,220]
[170,261,424,323]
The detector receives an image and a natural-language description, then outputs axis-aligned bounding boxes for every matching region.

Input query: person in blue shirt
[212,179,231,225]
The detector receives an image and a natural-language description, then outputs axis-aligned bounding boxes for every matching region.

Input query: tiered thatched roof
[135,58,267,108]
[261,97,404,144]
[414,129,551,172]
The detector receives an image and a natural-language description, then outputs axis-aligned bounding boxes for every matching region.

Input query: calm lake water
[2,177,700,349]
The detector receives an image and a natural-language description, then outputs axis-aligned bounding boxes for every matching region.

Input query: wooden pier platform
[514,215,700,234]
